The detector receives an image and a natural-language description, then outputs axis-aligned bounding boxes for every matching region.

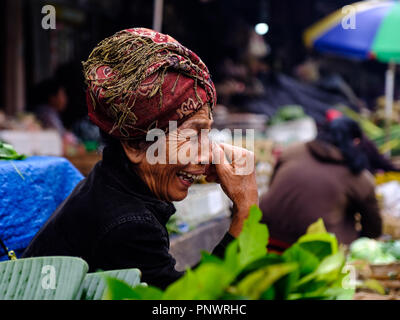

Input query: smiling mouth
[176,171,204,185]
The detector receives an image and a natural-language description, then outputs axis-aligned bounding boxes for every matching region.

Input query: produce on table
[103,207,354,300]
[268,105,306,125]
[375,171,400,185]
[0,111,42,131]
[348,238,400,299]
[371,97,400,128]
[0,141,26,160]
[381,241,400,260]
[340,106,383,139]
[349,237,400,265]
[341,106,400,155]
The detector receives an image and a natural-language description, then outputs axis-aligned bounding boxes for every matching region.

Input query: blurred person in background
[260,117,382,253]
[33,78,68,136]
[214,21,270,110]
[32,77,83,155]
[55,62,102,151]
[294,58,367,111]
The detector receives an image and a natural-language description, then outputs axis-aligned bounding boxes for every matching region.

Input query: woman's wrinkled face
[123,104,213,202]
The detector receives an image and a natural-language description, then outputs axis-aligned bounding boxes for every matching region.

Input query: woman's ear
[121,141,146,164]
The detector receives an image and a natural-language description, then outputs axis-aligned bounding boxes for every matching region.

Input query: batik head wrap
[82,28,217,140]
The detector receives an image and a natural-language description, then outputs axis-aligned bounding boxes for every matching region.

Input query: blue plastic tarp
[0,156,84,260]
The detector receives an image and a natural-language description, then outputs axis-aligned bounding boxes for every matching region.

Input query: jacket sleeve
[93,217,183,290]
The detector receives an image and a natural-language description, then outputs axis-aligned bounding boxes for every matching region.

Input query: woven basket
[354,262,400,299]
[353,292,400,300]
[369,263,400,280]
[382,213,400,239]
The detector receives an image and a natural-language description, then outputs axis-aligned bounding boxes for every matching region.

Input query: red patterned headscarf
[82,28,217,140]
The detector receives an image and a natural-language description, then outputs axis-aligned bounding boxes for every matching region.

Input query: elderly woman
[22,28,258,289]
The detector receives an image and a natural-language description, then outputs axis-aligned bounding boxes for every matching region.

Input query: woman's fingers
[208,143,258,237]
[218,142,255,175]
[212,143,232,174]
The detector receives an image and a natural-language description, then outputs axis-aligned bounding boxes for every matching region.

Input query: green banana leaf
[76,268,142,300]
[0,256,88,300]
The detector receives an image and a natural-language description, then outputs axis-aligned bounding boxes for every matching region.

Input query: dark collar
[100,144,176,225]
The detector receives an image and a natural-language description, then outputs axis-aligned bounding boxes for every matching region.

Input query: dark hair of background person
[55,61,88,129]
[28,77,64,109]
[317,117,369,175]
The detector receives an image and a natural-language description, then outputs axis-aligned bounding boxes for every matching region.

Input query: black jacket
[22,145,234,289]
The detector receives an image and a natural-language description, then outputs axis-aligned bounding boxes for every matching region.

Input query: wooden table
[65,152,102,176]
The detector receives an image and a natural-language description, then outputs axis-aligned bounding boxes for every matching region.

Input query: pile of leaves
[0,141,26,160]
[104,206,354,300]
[341,106,400,155]
[349,237,400,265]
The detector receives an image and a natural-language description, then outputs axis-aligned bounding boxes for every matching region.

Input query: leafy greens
[103,208,353,300]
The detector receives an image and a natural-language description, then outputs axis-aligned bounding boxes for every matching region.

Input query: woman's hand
[206,143,259,237]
